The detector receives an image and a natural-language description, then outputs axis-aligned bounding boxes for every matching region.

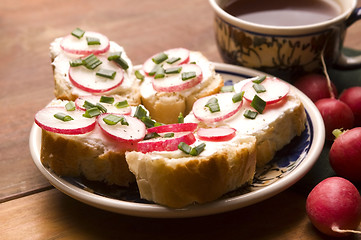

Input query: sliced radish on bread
[35,107,96,135]
[242,77,290,104]
[75,95,131,115]
[97,114,146,142]
[69,56,124,93]
[60,31,110,56]
[193,92,243,123]
[147,123,198,134]
[151,64,202,92]
[138,132,196,153]
[196,127,236,142]
[143,48,190,75]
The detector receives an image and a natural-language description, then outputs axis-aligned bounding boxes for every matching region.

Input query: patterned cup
[209,0,361,81]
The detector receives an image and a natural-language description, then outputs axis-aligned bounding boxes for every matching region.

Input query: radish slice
[193,92,243,123]
[147,123,198,134]
[60,31,110,56]
[69,57,124,93]
[75,95,131,115]
[143,48,190,75]
[151,64,202,92]
[137,132,196,153]
[196,127,236,142]
[97,114,146,142]
[242,77,290,104]
[34,107,96,135]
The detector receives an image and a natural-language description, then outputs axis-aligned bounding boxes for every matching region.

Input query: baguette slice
[125,135,256,208]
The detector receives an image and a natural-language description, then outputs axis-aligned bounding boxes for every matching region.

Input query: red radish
[97,114,146,142]
[306,177,361,237]
[143,48,190,75]
[75,95,131,115]
[35,107,96,135]
[193,92,243,123]
[315,98,354,140]
[196,127,236,142]
[147,123,198,134]
[241,77,289,104]
[137,132,196,153]
[151,64,203,92]
[69,56,124,93]
[329,127,361,182]
[339,87,361,127]
[294,74,338,102]
[60,31,110,56]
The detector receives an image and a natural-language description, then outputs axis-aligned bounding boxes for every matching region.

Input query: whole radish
[306,177,361,237]
[329,127,361,182]
[315,98,354,140]
[339,87,361,127]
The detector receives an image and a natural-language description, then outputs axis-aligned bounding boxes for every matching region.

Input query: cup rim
[209,0,357,34]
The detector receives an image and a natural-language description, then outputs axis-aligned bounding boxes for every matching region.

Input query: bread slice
[125,135,256,208]
[139,51,223,124]
[49,37,141,105]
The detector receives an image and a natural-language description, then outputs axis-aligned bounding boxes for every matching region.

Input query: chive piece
[251,95,266,114]
[135,70,145,81]
[83,100,96,110]
[178,112,184,123]
[252,75,266,84]
[65,101,76,111]
[69,59,84,67]
[96,69,116,79]
[165,66,182,74]
[178,142,192,154]
[152,52,168,64]
[166,57,181,64]
[82,54,102,70]
[114,100,129,109]
[86,36,101,45]
[190,143,206,156]
[107,52,122,60]
[181,71,196,81]
[120,116,129,126]
[83,107,101,118]
[205,97,220,113]
[221,85,235,92]
[113,57,129,70]
[232,91,244,103]
[54,112,74,122]
[144,132,160,140]
[154,67,165,79]
[103,114,122,125]
[141,116,156,128]
[163,133,174,138]
[148,64,161,76]
[96,103,107,113]
[244,109,258,119]
[134,106,147,120]
[71,28,85,39]
[100,96,115,104]
[253,83,266,93]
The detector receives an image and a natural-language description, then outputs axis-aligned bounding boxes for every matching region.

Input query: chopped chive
[114,100,129,109]
[178,112,184,123]
[83,100,96,110]
[190,143,206,156]
[205,97,220,113]
[144,132,160,140]
[221,85,234,92]
[103,114,122,125]
[113,57,129,70]
[96,103,107,113]
[181,71,196,81]
[152,52,168,64]
[163,133,174,138]
[141,116,156,128]
[148,64,161,76]
[71,28,85,39]
[154,67,165,79]
[253,83,266,93]
[100,96,114,104]
[107,52,122,61]
[134,106,147,120]
[251,95,266,114]
[69,59,84,67]
[54,112,74,122]
[178,142,192,154]
[83,107,101,118]
[65,101,76,111]
[135,70,145,81]
[86,36,101,45]
[120,116,129,126]
[251,75,266,84]
[96,69,117,79]
[82,54,102,70]
[232,91,244,103]
[165,66,182,74]
[166,57,181,64]
[243,109,258,119]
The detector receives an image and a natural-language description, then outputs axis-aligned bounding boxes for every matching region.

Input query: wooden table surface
[1,0,361,239]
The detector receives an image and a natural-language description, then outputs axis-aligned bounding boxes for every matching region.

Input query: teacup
[209,0,361,81]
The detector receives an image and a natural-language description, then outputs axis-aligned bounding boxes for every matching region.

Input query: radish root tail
[332,225,361,234]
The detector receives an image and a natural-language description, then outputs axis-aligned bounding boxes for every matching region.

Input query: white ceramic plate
[29,63,325,218]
